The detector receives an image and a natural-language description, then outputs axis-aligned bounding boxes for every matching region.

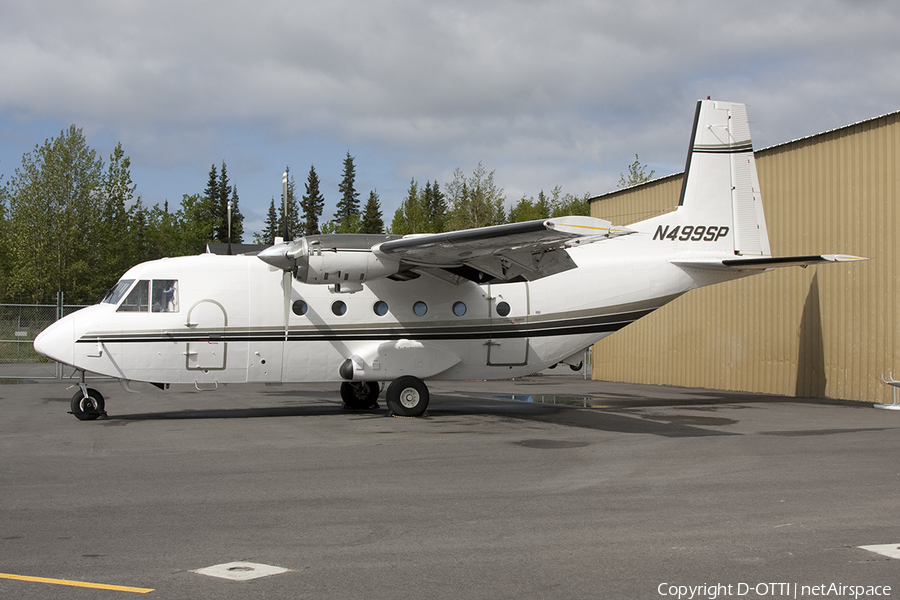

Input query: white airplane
[35,99,863,420]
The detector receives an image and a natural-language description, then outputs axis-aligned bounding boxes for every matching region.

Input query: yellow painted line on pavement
[0,572,153,594]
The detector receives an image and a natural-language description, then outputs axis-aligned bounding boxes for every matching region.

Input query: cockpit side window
[115,279,179,313]
[102,279,135,305]
[152,280,178,312]
[117,280,150,312]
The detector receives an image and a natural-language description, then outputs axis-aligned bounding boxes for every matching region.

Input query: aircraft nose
[34,315,75,367]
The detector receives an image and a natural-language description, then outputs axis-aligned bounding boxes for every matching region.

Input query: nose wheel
[70,387,106,421]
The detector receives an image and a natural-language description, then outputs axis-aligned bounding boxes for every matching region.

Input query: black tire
[385,376,429,417]
[70,388,105,421]
[340,381,380,410]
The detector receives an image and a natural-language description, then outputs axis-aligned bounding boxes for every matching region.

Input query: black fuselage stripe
[76,309,655,344]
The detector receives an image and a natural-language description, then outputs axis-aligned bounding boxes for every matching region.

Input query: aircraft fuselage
[36,235,699,388]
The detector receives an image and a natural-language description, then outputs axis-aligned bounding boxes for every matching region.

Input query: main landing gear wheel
[385,376,429,417]
[340,381,380,410]
[70,388,106,421]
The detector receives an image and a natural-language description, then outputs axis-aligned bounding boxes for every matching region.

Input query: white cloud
[2,0,899,235]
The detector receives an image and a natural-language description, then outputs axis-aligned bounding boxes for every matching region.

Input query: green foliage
[445,163,506,231]
[95,142,139,284]
[253,199,280,245]
[207,162,244,243]
[389,179,446,234]
[423,181,446,233]
[175,194,217,254]
[361,190,384,234]
[618,154,655,188]
[334,151,360,231]
[2,128,228,299]
[0,178,11,299]
[509,189,552,223]
[229,187,244,243]
[390,179,424,235]
[5,125,105,303]
[321,213,361,234]
[300,165,325,236]
[0,122,605,303]
[508,186,591,223]
[550,191,591,217]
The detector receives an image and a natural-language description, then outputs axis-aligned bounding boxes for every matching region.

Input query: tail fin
[660,101,865,271]
[675,99,770,256]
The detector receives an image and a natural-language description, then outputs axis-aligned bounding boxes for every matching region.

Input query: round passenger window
[332,301,347,316]
[496,301,511,317]
[292,300,308,316]
[373,300,388,316]
[413,301,428,317]
[452,301,467,317]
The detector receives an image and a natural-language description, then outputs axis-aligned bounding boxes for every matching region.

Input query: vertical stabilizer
[676,100,770,256]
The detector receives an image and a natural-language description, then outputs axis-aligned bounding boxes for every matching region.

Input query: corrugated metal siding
[591,173,682,225]
[590,111,900,402]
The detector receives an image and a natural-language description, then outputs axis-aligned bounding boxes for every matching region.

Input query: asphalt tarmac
[1,378,898,599]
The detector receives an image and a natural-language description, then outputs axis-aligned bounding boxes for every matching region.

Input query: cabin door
[185,300,227,371]
[486,283,529,366]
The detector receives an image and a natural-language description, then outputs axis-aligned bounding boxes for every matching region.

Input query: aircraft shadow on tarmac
[99,393,739,438]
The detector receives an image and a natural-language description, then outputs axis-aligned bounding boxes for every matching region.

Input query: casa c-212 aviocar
[34,99,864,420]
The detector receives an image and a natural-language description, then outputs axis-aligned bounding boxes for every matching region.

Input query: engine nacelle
[258,234,403,285]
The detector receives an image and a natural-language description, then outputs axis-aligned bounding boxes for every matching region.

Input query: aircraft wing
[672,254,867,271]
[376,216,634,283]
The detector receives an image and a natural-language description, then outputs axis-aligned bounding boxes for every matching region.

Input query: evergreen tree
[253,198,280,245]
[390,178,448,234]
[175,194,218,255]
[360,190,384,234]
[300,164,325,236]
[208,161,243,243]
[204,163,218,225]
[423,180,447,232]
[228,186,244,243]
[334,151,360,231]
[391,179,423,234]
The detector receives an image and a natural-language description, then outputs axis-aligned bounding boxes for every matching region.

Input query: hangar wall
[590,109,900,402]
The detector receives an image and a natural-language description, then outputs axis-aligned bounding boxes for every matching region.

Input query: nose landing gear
[70,385,106,420]
[340,381,381,410]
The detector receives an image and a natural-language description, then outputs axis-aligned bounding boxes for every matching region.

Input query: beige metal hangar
[589,108,900,403]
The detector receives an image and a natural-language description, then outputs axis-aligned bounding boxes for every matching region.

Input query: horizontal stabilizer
[672,254,867,271]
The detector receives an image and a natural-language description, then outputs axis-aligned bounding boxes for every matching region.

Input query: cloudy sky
[1,0,898,238]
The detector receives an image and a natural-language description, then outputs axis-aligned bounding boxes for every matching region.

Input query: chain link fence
[0,294,87,380]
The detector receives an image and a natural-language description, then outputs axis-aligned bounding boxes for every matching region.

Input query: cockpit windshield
[102,279,134,305]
